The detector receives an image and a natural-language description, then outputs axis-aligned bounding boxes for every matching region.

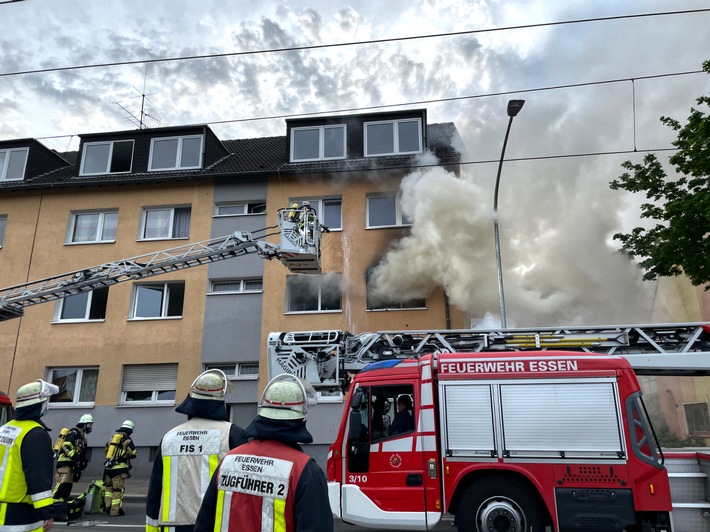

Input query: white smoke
[369,154,655,328]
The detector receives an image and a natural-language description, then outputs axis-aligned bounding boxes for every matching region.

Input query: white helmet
[189,369,232,401]
[120,420,135,431]
[258,374,317,420]
[79,414,94,424]
[16,379,59,414]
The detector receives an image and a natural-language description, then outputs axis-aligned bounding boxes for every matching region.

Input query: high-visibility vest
[158,418,231,526]
[0,420,42,504]
[213,439,310,532]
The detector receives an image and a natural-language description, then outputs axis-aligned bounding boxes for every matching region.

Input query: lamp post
[493,99,525,329]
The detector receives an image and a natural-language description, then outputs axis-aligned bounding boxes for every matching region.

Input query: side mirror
[350,389,363,410]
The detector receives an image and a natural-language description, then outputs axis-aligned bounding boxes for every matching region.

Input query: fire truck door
[343,384,428,528]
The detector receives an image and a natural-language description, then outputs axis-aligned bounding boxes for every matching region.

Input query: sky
[2,0,710,328]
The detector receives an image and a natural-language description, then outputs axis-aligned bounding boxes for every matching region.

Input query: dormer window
[291,125,346,162]
[364,118,422,156]
[0,147,29,181]
[149,135,203,171]
[80,140,134,176]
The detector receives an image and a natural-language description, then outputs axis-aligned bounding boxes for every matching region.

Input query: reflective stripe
[261,496,273,531]
[274,498,287,532]
[162,455,174,523]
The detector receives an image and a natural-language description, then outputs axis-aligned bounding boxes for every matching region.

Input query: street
[59,499,455,530]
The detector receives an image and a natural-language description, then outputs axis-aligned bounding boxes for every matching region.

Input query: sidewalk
[72,476,149,500]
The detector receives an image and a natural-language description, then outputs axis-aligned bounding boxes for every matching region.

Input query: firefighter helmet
[189,369,232,401]
[120,420,135,431]
[79,413,94,433]
[258,374,317,420]
[15,379,59,413]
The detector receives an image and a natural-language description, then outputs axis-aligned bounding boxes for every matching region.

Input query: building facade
[0,109,466,475]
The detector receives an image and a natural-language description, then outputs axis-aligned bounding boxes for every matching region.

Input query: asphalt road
[58,499,456,530]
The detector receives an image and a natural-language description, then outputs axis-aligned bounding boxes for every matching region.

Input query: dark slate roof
[0,123,460,193]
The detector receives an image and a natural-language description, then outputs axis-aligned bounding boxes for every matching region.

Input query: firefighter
[193,374,333,532]
[52,413,93,501]
[388,394,415,436]
[102,419,137,516]
[0,379,59,531]
[146,369,247,532]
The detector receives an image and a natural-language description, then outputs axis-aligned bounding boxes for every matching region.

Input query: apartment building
[0,108,467,473]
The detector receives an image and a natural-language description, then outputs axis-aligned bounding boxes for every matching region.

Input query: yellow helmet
[258,374,317,420]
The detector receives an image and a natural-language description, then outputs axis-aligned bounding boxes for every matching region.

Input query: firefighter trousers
[53,465,74,500]
[103,472,127,516]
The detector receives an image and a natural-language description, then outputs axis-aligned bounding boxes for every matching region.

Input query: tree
[610,60,710,288]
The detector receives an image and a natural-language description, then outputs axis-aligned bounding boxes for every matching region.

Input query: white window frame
[0,215,6,248]
[285,274,342,314]
[66,210,118,244]
[79,140,134,176]
[214,202,267,216]
[204,362,259,380]
[0,147,29,181]
[364,118,422,157]
[54,287,109,322]
[366,193,411,228]
[47,367,99,407]
[148,135,204,171]
[290,125,346,162]
[120,363,177,405]
[292,197,342,231]
[130,282,185,320]
[139,206,191,240]
[209,278,263,294]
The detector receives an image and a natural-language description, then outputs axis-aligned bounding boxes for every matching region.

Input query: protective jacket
[193,416,333,532]
[146,395,246,532]
[0,409,55,530]
[104,430,137,476]
[56,426,88,474]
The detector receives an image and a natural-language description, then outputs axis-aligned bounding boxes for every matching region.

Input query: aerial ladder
[267,323,710,399]
[0,206,320,322]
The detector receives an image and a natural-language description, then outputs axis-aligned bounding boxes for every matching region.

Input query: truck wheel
[456,477,547,532]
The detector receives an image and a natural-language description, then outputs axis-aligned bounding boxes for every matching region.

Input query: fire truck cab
[327,351,673,532]
[0,391,13,425]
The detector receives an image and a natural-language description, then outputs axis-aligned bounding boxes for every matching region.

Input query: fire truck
[0,391,12,424]
[327,350,671,532]
[0,205,321,321]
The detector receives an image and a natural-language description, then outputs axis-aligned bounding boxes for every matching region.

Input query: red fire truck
[0,390,12,424]
[327,350,673,532]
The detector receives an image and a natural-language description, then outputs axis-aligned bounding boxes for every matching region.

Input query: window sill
[52,319,106,324]
[117,402,175,408]
[367,307,426,312]
[213,213,266,218]
[64,240,116,246]
[207,291,263,296]
[127,316,183,321]
[136,237,191,243]
[48,403,95,409]
[284,310,342,315]
[366,225,412,230]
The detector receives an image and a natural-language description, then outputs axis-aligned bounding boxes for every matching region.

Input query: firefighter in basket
[194,374,333,532]
[146,369,247,532]
[0,379,59,531]
[52,413,93,501]
[102,420,137,516]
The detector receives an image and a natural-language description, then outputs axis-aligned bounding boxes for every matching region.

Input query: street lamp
[493,99,525,329]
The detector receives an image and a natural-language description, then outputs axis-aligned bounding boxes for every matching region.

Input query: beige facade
[0,182,213,407]
[260,171,469,385]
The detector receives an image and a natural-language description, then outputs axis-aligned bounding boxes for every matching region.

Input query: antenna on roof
[115,66,161,129]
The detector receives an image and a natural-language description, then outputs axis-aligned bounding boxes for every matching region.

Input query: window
[140,206,191,240]
[215,202,267,216]
[0,147,29,181]
[55,288,109,322]
[366,193,412,228]
[293,198,342,230]
[286,274,342,313]
[121,363,177,404]
[67,211,117,243]
[79,140,133,175]
[47,367,98,405]
[291,125,346,162]
[366,269,425,310]
[204,363,259,380]
[364,119,422,156]
[210,279,263,293]
[131,282,185,319]
[685,402,710,434]
[0,215,6,247]
[149,135,203,171]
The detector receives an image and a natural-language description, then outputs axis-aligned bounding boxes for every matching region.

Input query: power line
[32,68,703,143]
[2,8,708,78]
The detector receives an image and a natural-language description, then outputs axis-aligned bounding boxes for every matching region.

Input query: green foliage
[656,426,708,449]
[610,60,710,288]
